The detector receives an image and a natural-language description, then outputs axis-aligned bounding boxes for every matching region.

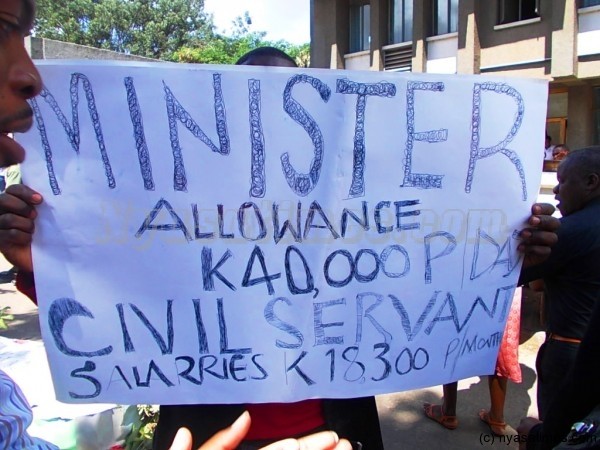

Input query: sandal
[423,403,458,430]
[478,409,507,436]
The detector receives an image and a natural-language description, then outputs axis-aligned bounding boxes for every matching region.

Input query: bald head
[562,146,600,180]
[554,146,600,215]
[236,46,297,68]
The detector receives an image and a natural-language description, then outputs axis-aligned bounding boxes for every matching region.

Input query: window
[433,0,459,35]
[580,0,600,7]
[497,0,540,25]
[350,4,371,53]
[390,0,413,44]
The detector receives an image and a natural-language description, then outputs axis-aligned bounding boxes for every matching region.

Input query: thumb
[169,428,193,450]
[199,411,251,450]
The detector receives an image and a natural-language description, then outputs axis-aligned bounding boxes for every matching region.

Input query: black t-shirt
[520,197,600,339]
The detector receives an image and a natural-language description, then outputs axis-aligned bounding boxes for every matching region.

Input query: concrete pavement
[0,254,545,450]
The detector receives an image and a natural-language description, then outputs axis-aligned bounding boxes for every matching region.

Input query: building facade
[311,0,600,153]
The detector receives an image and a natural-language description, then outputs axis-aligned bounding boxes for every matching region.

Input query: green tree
[35,0,215,60]
[271,41,311,68]
[173,12,310,67]
[34,3,310,65]
[34,0,96,44]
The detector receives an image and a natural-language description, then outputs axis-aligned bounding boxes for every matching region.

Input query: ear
[587,172,600,192]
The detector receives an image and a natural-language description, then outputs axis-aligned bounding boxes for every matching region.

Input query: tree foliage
[34,0,214,60]
[34,1,310,66]
[173,36,309,67]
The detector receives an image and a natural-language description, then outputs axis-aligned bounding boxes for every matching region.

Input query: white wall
[426,33,458,74]
[578,6,600,56]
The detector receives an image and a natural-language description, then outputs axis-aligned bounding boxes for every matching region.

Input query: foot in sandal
[423,403,458,430]
[479,409,507,436]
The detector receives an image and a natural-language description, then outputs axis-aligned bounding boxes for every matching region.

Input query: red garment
[495,289,522,383]
[245,400,325,440]
[16,271,37,304]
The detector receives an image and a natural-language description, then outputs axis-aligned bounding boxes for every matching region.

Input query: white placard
[19,61,547,404]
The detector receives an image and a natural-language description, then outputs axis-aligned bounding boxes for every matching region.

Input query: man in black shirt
[519,146,600,420]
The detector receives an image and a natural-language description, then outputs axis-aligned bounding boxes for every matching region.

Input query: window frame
[497,0,540,25]
[432,0,459,36]
[579,0,600,8]
[389,0,413,44]
[349,3,371,53]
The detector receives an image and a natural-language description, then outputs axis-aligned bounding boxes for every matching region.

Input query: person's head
[235,46,297,68]
[545,134,552,149]
[0,0,42,168]
[552,144,570,161]
[553,146,600,216]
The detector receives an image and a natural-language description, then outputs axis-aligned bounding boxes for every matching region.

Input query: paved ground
[0,254,545,449]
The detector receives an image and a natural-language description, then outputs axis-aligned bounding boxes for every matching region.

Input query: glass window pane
[350,6,361,52]
[581,0,600,7]
[499,0,540,24]
[390,0,412,43]
[501,0,519,24]
[522,0,539,19]
[390,0,402,43]
[436,0,449,35]
[350,5,370,52]
[435,0,458,35]
[450,0,459,32]
[363,5,371,50]
[404,0,413,41]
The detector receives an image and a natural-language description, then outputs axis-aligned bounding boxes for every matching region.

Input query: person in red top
[236,46,327,446]
[236,47,325,443]
[151,47,383,450]
[169,411,352,450]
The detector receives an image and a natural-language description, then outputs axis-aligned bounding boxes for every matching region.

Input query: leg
[536,340,579,420]
[442,382,458,416]
[423,382,459,430]
[478,375,508,436]
[535,342,548,419]
[488,375,508,423]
